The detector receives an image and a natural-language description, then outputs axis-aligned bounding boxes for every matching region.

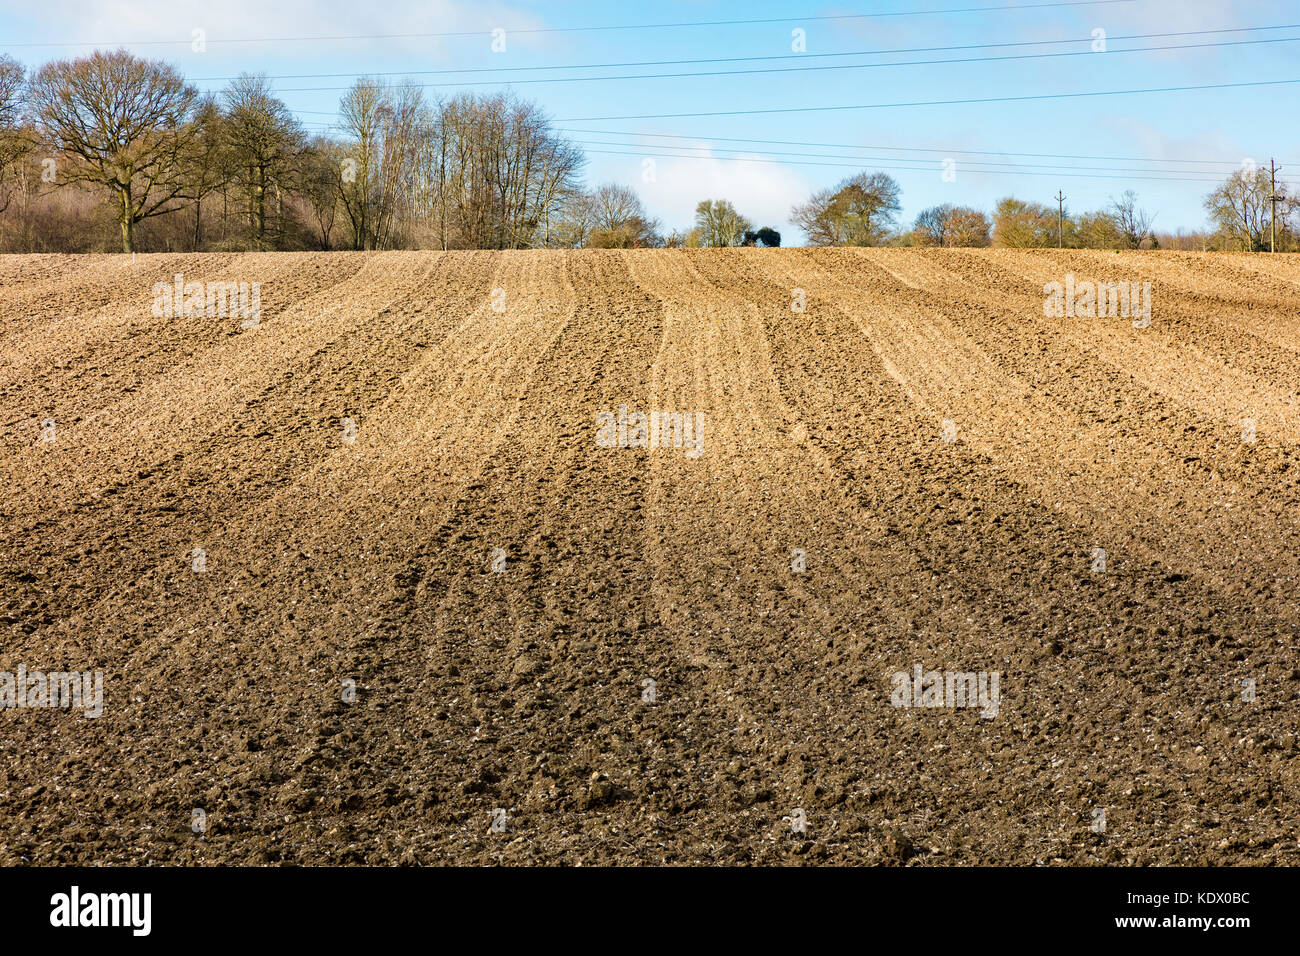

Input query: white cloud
[635,146,813,238]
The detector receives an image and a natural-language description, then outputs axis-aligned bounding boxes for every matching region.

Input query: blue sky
[2,0,1298,241]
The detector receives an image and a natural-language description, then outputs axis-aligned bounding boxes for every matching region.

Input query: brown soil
[2,248,1297,865]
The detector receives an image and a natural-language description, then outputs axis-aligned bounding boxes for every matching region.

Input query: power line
[185,24,1300,83]
[0,0,1139,49]
[230,36,1300,94]
[205,121,1243,181]
[564,137,1245,176]
[279,124,1268,184]
[557,78,1300,121]
[285,121,1293,172]
[554,129,1284,167]
[577,146,1229,183]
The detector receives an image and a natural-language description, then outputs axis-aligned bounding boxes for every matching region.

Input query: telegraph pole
[1268,159,1282,253]
[1055,190,1066,248]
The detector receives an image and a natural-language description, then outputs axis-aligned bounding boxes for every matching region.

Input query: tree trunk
[254,169,266,241]
[119,188,134,254]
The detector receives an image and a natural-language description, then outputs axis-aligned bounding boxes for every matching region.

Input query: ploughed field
[2,247,1299,865]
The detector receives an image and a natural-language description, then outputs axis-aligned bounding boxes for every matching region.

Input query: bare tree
[520,120,585,248]
[485,94,584,249]
[30,49,198,252]
[337,78,386,250]
[337,78,436,250]
[1205,170,1288,252]
[12,53,595,254]
[378,89,583,251]
[694,198,751,247]
[222,74,304,246]
[912,204,952,246]
[299,137,343,250]
[0,54,30,214]
[913,204,991,247]
[177,96,226,250]
[583,182,659,247]
[1110,190,1154,249]
[545,189,595,248]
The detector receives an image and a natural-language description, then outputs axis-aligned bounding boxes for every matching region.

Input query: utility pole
[1268,159,1282,253]
[1055,190,1066,248]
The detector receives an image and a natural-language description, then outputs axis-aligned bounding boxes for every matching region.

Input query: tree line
[0,50,591,253]
[790,170,1298,251]
[0,49,1292,253]
[0,49,785,254]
